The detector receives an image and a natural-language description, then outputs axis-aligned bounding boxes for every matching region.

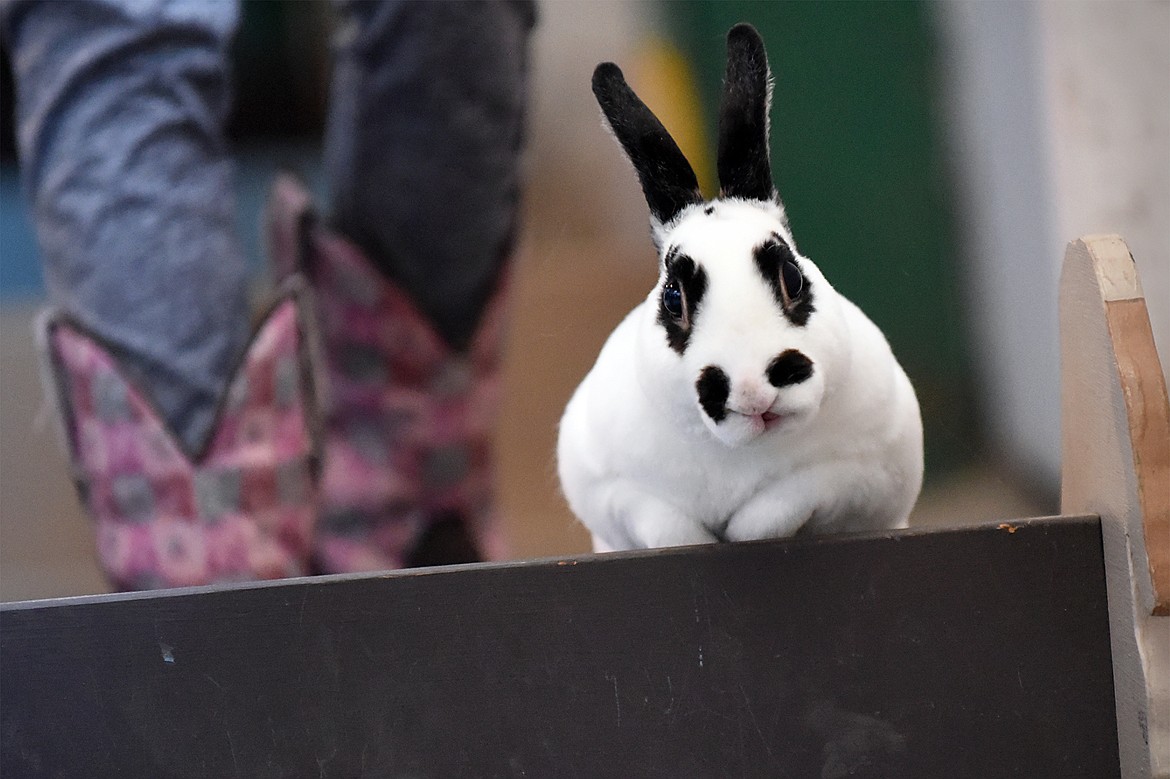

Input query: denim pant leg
[324,0,536,350]
[3,0,249,454]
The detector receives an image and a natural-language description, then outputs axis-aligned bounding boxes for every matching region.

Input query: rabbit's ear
[717,24,775,202]
[593,63,703,227]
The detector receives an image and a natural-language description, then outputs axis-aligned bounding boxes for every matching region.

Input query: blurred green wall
[666,2,973,475]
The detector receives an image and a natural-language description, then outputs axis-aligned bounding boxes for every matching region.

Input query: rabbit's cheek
[769,371,826,429]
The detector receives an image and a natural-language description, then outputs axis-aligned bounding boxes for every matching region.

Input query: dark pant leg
[324,0,536,349]
[4,0,249,453]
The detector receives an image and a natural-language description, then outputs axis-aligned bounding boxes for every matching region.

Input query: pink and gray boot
[265,174,510,573]
[41,284,323,590]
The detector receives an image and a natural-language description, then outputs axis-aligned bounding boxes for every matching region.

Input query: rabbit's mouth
[727,409,788,435]
[761,411,786,430]
[704,406,796,447]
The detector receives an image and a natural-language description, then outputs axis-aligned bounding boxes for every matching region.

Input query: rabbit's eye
[663,281,684,319]
[781,260,805,304]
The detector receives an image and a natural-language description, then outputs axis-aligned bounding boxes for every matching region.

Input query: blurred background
[1,1,1167,601]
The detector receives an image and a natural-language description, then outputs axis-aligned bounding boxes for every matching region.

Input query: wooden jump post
[1061,235,1169,779]
[1,235,1166,777]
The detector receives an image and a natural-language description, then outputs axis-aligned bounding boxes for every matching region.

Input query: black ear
[717,23,775,201]
[592,62,703,226]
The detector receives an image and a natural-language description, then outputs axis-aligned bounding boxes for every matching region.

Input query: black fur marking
[657,254,708,354]
[704,205,715,215]
[592,63,703,225]
[717,24,775,202]
[754,235,815,327]
[696,366,730,422]
[767,350,814,388]
[662,243,680,270]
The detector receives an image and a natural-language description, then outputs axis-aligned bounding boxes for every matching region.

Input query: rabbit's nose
[731,378,778,416]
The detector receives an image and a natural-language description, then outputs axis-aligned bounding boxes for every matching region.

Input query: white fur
[557,199,923,551]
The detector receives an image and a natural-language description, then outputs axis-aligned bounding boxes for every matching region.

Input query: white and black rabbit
[557,24,924,552]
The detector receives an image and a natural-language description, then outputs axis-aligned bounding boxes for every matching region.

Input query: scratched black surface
[1,517,1118,778]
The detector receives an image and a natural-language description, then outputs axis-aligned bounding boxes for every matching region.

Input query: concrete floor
[0,227,1045,603]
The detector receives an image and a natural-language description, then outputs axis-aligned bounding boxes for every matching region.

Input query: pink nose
[733,380,777,416]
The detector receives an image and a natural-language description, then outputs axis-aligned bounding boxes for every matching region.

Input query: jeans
[2,0,534,453]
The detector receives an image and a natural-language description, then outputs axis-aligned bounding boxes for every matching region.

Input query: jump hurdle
[2,235,1165,777]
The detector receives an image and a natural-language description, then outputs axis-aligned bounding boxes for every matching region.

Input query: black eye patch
[657,251,708,354]
[753,235,815,327]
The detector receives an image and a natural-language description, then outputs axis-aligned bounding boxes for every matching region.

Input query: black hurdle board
[1,516,1118,778]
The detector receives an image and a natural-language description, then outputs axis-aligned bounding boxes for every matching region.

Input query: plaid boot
[41,282,323,590]
[265,175,509,573]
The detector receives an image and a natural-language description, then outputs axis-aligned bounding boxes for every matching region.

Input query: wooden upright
[1060,234,1169,778]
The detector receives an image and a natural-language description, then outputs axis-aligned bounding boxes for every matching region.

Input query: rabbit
[556,23,924,553]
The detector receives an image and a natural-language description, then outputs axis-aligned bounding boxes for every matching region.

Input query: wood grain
[1108,297,1170,613]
